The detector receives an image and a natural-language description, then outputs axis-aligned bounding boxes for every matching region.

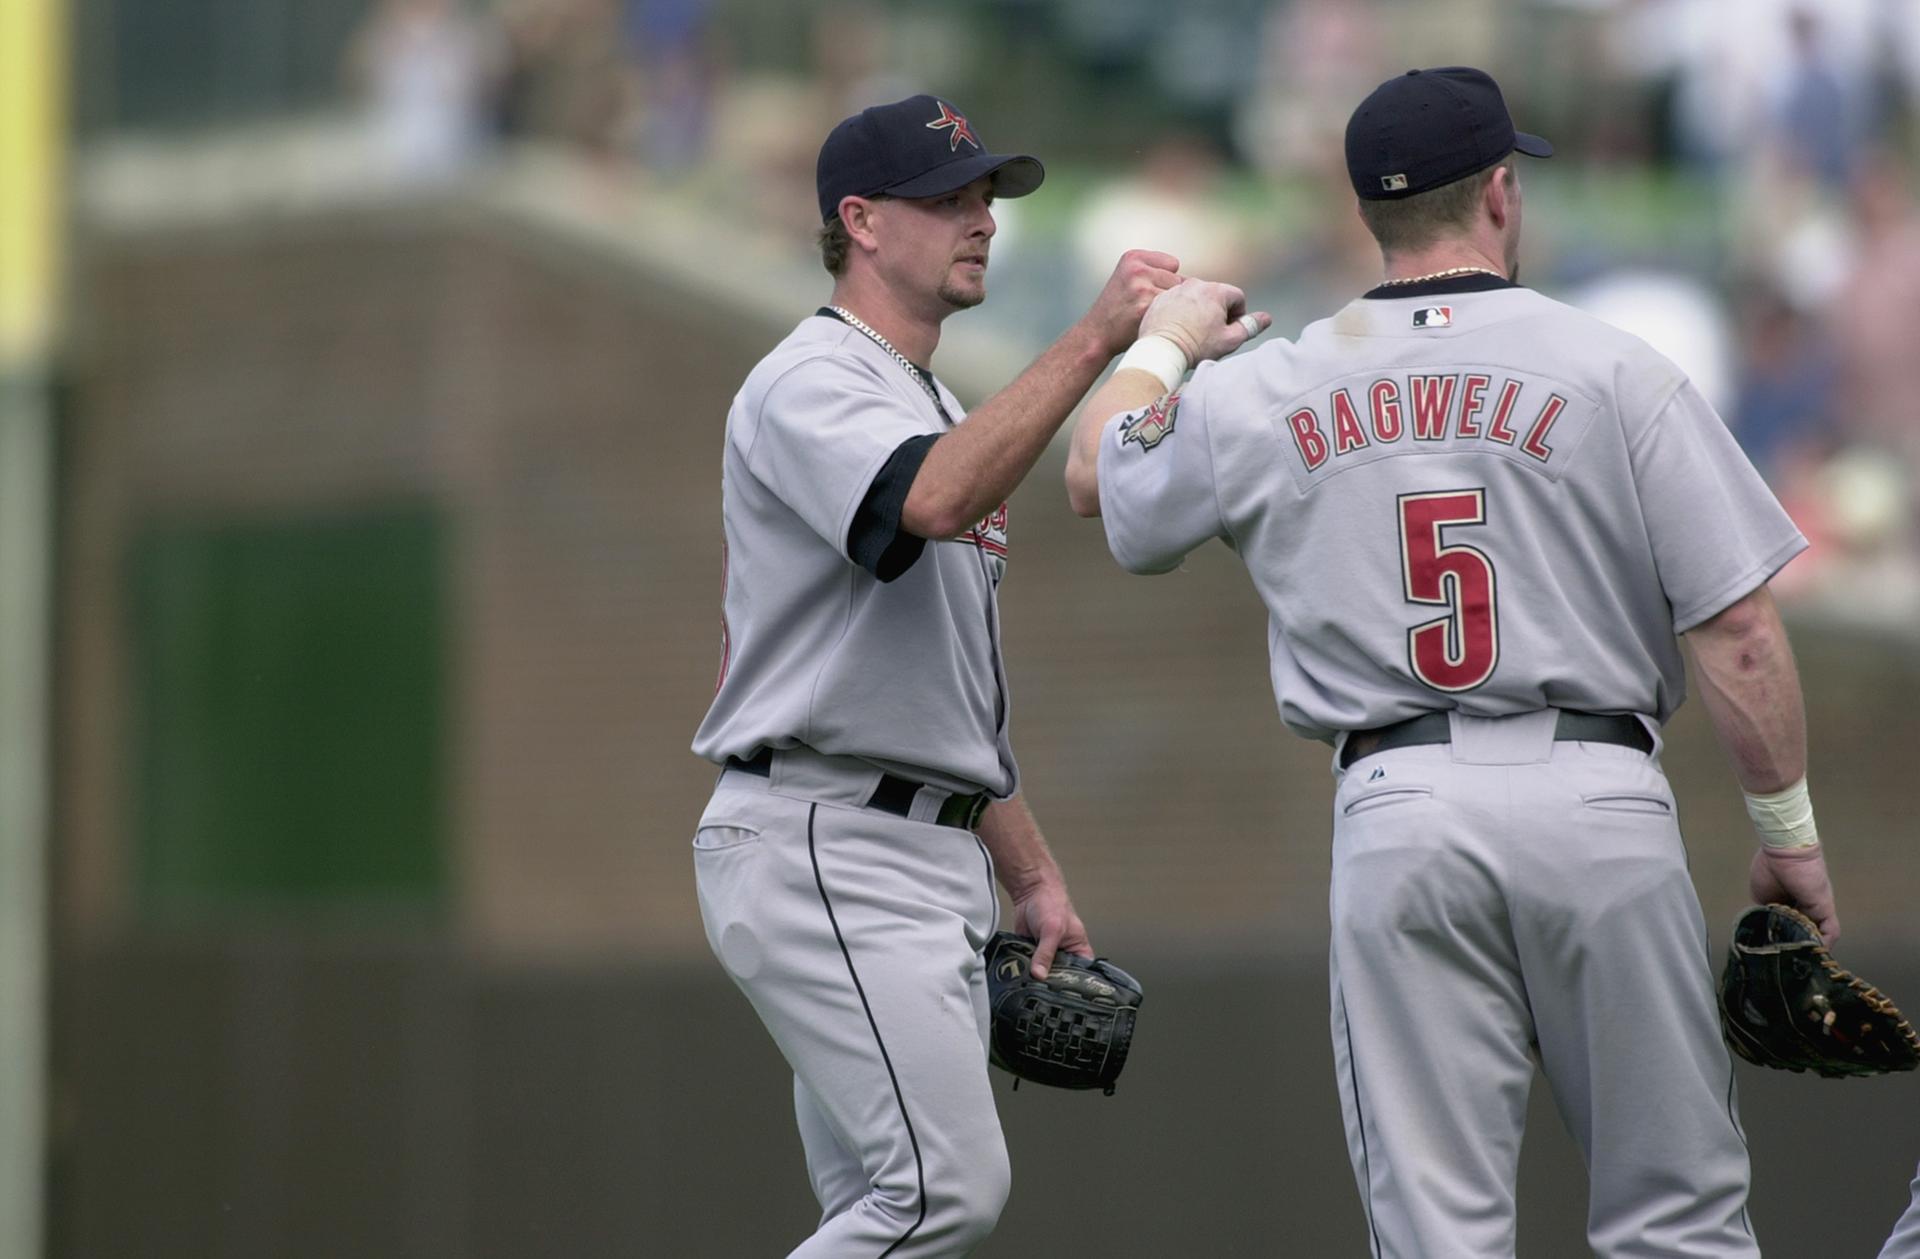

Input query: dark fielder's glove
[984,931,1143,1095]
[1720,903,1920,1078]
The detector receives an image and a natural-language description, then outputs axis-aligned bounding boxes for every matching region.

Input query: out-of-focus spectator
[1566,269,1738,413]
[1828,156,1920,461]
[624,0,723,174]
[348,0,497,181]
[1235,0,1384,183]
[811,2,912,121]
[488,0,633,160]
[1729,282,1837,479]
[1070,134,1251,295]
[1776,7,1864,190]
[1776,446,1920,619]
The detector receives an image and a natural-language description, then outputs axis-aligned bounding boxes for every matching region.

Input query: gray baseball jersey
[1098,280,1806,739]
[692,312,1016,797]
[1096,274,1800,1257]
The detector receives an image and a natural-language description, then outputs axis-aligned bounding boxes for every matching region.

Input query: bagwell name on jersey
[1281,368,1594,484]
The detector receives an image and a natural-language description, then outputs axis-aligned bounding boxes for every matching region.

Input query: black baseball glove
[984,931,1143,1096]
[1719,903,1920,1078]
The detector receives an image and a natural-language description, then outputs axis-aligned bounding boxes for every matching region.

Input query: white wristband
[1744,777,1820,849]
[1116,335,1190,395]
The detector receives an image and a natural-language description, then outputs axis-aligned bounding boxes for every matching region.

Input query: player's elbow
[1066,476,1101,518]
[1064,452,1101,518]
[899,485,975,541]
[1687,584,1784,647]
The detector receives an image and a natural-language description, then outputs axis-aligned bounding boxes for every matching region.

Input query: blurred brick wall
[59,207,1920,961]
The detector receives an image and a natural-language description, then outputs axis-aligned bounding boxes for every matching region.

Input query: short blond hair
[1357,157,1512,253]
[816,195,893,276]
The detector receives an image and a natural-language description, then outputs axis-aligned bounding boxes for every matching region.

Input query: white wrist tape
[1116,335,1190,395]
[1744,777,1820,849]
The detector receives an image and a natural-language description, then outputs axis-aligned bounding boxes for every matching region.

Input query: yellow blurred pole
[0,0,65,1255]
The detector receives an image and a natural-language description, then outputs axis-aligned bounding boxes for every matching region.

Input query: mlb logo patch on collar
[1413,306,1452,329]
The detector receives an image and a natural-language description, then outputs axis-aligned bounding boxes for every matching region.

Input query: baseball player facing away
[1066,68,1840,1258]
[691,95,1178,1257]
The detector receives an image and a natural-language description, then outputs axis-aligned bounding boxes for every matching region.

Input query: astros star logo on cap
[926,101,979,152]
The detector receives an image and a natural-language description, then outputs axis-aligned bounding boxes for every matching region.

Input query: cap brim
[1514,131,1553,158]
[885,153,1046,201]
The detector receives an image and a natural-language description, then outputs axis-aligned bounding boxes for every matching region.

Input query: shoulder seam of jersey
[1624,375,1695,462]
[742,338,923,466]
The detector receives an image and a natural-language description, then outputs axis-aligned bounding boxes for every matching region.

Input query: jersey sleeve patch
[1117,393,1180,452]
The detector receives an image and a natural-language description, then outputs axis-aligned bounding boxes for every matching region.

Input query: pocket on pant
[1341,786,1433,816]
[1580,792,1671,815]
[692,822,763,851]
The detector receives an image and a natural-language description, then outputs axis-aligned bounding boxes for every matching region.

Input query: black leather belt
[1339,710,1652,770]
[726,749,991,831]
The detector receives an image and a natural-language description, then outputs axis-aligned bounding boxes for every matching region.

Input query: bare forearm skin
[901,322,1114,539]
[1684,585,1807,794]
[1065,369,1167,516]
[976,795,1061,901]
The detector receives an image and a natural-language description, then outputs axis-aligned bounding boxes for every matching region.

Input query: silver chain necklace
[826,305,949,416]
[1375,265,1506,287]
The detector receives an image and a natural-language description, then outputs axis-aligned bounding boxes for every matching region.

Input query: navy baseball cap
[1345,67,1552,201]
[816,94,1045,224]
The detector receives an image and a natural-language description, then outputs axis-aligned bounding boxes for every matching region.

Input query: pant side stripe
[809,804,928,1256]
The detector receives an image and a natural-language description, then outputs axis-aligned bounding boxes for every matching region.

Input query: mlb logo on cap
[1413,306,1452,328]
[1346,67,1553,201]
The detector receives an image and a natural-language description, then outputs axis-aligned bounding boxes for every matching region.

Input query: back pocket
[692,822,763,851]
[1580,793,1671,816]
[1342,786,1434,817]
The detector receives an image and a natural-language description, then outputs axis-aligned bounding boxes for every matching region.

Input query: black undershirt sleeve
[847,433,940,581]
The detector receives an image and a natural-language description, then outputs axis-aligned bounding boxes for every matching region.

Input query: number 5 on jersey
[1398,490,1499,692]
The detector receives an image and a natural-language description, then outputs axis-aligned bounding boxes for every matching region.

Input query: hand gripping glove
[1720,903,1920,1078]
[984,931,1143,1095]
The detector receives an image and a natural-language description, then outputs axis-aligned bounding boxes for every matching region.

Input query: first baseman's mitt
[984,931,1143,1095]
[1719,903,1920,1078]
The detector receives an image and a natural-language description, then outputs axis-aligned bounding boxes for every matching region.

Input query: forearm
[1065,369,1168,516]
[977,796,1064,900]
[1685,585,1807,794]
[901,321,1113,538]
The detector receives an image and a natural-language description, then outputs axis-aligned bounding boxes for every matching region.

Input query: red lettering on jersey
[1331,388,1370,455]
[1287,407,1329,470]
[1457,374,1490,438]
[1486,378,1523,444]
[1369,379,1404,442]
[1522,394,1566,462]
[966,501,1010,556]
[1409,374,1456,441]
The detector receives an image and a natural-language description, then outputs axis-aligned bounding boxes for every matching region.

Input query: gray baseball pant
[1328,713,1758,1258]
[695,761,1005,1258]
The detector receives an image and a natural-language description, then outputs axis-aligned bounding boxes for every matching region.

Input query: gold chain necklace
[825,305,947,416]
[1375,265,1506,287]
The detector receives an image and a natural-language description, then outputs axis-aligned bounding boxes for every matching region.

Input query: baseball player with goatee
[1067,66,1835,1258]
[691,94,1179,1256]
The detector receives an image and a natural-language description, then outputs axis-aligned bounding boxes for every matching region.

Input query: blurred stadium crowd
[270,0,1920,626]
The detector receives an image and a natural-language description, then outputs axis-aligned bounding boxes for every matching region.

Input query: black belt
[1339,710,1652,770]
[726,749,991,831]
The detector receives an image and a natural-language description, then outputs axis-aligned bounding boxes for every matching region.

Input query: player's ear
[841,196,884,258]
[1485,162,1518,230]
